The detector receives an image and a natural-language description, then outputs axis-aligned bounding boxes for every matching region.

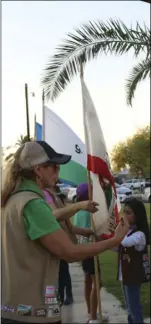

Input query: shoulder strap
[127,229,137,237]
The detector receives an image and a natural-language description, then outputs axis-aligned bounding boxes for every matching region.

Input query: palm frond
[41,19,150,101]
[16,135,33,146]
[5,153,14,162]
[126,57,151,106]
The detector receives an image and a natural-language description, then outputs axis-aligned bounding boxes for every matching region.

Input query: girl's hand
[79,200,99,213]
[114,217,129,244]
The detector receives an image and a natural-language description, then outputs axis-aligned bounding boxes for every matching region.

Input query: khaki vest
[1,191,61,323]
[45,189,77,245]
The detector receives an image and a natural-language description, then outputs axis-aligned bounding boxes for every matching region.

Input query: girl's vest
[44,189,77,245]
[117,230,150,285]
[1,191,61,323]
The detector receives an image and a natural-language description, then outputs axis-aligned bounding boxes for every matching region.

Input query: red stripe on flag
[87,154,116,193]
[101,233,115,240]
[88,154,120,229]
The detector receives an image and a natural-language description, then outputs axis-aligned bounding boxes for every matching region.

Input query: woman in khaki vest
[43,186,94,306]
[1,141,129,324]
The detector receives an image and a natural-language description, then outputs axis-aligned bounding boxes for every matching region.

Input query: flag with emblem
[36,106,88,185]
[81,78,120,236]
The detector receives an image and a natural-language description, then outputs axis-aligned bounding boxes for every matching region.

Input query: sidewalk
[61,263,150,324]
[61,262,127,323]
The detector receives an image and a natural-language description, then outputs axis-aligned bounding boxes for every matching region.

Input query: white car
[115,183,132,203]
[57,183,70,197]
[67,187,77,202]
[68,183,132,204]
[142,187,151,202]
[121,179,145,191]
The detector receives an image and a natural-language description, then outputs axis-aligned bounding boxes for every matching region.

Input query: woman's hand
[79,200,99,213]
[83,228,94,237]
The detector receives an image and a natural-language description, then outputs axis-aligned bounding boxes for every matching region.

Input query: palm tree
[4,135,33,163]
[16,134,33,146]
[42,19,150,106]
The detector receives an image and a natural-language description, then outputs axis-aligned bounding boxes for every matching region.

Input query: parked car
[115,183,132,203]
[142,187,151,202]
[121,179,145,191]
[57,180,77,198]
[67,187,77,202]
[145,179,151,188]
[57,183,70,197]
[68,183,132,204]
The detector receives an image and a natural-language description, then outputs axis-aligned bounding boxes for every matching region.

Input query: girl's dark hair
[125,198,150,245]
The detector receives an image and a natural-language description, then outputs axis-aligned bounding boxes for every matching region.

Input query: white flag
[81,78,120,236]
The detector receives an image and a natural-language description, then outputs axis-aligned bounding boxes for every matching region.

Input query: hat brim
[48,153,71,165]
[36,141,71,165]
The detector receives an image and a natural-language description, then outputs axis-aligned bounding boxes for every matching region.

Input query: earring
[37,175,42,181]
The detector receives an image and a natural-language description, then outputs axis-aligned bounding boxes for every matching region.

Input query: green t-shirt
[73,210,91,244]
[17,179,61,240]
[74,210,91,229]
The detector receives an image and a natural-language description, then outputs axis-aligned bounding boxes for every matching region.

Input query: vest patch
[1,305,15,313]
[45,286,56,297]
[143,253,148,261]
[35,308,46,317]
[17,304,32,316]
[45,297,58,305]
[47,304,60,317]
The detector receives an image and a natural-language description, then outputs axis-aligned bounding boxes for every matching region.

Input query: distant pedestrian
[74,183,109,324]
[56,191,74,306]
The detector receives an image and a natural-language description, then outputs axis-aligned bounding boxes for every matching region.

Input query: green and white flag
[42,106,87,185]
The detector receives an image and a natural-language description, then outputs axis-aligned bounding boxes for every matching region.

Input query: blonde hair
[1,145,35,207]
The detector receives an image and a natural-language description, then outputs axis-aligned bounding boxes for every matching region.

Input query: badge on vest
[1,305,15,313]
[17,304,32,316]
[47,304,60,317]
[123,254,130,263]
[45,297,58,305]
[35,308,47,317]
[143,253,148,261]
[45,286,56,298]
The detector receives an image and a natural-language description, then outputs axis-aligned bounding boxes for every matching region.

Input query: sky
[2,1,150,153]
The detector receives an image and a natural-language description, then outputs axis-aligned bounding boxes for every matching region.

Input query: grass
[99,203,150,318]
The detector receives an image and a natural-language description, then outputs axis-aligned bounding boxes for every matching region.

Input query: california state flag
[81,78,120,236]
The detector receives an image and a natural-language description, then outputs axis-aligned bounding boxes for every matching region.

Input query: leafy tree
[111,126,150,177]
[42,19,150,105]
[111,143,129,173]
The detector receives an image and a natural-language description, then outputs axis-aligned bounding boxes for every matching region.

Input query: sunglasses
[42,162,60,171]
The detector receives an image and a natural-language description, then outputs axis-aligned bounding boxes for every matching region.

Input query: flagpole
[80,61,103,324]
[34,113,36,140]
[25,83,30,141]
[42,89,45,140]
